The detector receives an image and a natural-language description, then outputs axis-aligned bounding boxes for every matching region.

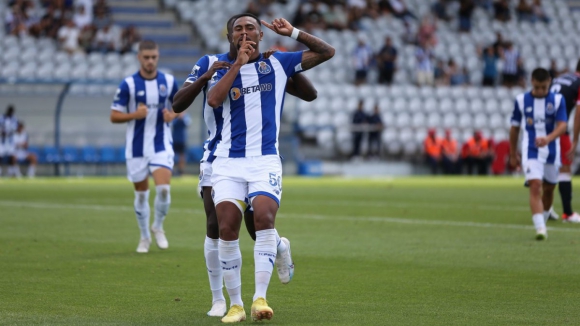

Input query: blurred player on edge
[510,68,567,240]
[110,40,179,253]
[547,59,580,222]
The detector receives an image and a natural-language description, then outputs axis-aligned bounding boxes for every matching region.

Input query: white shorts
[199,160,213,188]
[15,150,28,161]
[523,159,558,184]
[0,143,15,157]
[211,155,283,207]
[126,151,174,183]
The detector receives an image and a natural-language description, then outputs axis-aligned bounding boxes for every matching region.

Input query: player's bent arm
[285,74,317,102]
[297,31,335,70]
[172,80,208,113]
[110,110,140,123]
[547,121,568,142]
[207,63,242,108]
[572,104,580,145]
[509,126,520,156]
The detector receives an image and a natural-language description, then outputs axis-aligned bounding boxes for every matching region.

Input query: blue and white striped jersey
[111,71,178,159]
[210,51,303,158]
[0,115,18,147]
[185,52,231,162]
[511,91,567,164]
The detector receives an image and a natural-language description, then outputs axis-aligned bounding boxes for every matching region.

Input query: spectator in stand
[463,131,491,175]
[549,59,566,79]
[58,19,81,54]
[93,23,117,53]
[446,59,467,86]
[434,59,446,85]
[492,32,505,57]
[402,20,416,44]
[348,0,367,10]
[305,2,326,30]
[493,0,511,22]
[172,113,191,176]
[480,46,498,86]
[270,39,288,52]
[351,100,367,158]
[93,6,111,30]
[415,43,434,86]
[501,41,520,88]
[5,4,27,36]
[458,0,475,33]
[387,0,417,22]
[441,129,460,174]
[516,0,533,22]
[431,0,451,22]
[376,36,397,85]
[352,36,374,85]
[73,4,91,29]
[367,104,383,159]
[120,25,141,54]
[417,15,437,48]
[323,3,348,31]
[531,0,550,23]
[516,57,527,88]
[93,0,111,16]
[424,128,442,174]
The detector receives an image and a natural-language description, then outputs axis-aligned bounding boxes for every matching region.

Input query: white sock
[27,165,35,177]
[219,239,243,307]
[205,236,225,303]
[253,229,277,301]
[543,211,550,223]
[153,185,170,231]
[11,165,21,177]
[275,229,287,254]
[134,190,151,239]
[533,213,546,230]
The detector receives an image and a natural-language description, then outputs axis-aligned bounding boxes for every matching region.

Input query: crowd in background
[4,0,141,54]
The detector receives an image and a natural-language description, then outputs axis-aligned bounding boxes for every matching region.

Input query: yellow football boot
[251,297,273,321]
[221,305,246,323]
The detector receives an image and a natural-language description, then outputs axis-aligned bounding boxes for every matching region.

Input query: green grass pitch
[2,176,580,325]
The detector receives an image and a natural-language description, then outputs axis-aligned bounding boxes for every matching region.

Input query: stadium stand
[2,0,580,175]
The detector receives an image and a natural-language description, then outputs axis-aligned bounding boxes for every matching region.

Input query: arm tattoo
[297,31,335,70]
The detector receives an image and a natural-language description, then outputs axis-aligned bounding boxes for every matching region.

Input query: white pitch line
[291,199,529,212]
[1,200,578,233]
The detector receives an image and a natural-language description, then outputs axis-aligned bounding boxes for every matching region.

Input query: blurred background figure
[351,100,367,159]
[463,131,491,175]
[424,128,442,174]
[0,105,19,177]
[367,104,384,159]
[12,122,37,178]
[172,112,191,176]
[352,36,373,85]
[441,129,460,174]
[376,36,397,85]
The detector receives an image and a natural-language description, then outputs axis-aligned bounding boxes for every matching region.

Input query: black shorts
[502,73,518,84]
[173,143,186,154]
[355,69,368,81]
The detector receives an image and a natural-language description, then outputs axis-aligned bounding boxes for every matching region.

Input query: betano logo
[229,84,273,101]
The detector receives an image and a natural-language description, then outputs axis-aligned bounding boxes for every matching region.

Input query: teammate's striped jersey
[185,52,231,162]
[511,91,567,164]
[210,51,303,158]
[0,115,18,147]
[111,71,178,159]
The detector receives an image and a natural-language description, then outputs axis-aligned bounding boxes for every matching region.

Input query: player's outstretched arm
[207,35,255,108]
[261,18,335,70]
[285,73,317,102]
[173,61,231,113]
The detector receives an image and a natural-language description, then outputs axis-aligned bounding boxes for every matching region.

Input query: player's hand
[535,136,549,147]
[509,153,521,170]
[261,18,294,37]
[235,34,255,66]
[162,109,175,122]
[262,48,278,59]
[134,103,148,120]
[566,141,577,162]
[204,61,231,79]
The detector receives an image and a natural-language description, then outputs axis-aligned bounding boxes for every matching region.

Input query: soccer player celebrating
[172,14,317,318]
[206,14,334,322]
[548,59,580,222]
[110,40,179,253]
[510,68,568,240]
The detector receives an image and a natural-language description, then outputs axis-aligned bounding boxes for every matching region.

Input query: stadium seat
[82,146,99,164]
[62,146,80,163]
[99,146,116,164]
[43,146,61,163]
[116,147,126,164]
[187,146,204,162]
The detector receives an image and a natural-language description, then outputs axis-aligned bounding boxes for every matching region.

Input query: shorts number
[269,172,282,191]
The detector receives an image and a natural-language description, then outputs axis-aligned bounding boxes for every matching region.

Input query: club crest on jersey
[527,117,534,125]
[546,103,554,114]
[257,61,271,74]
[159,84,167,97]
[230,87,241,101]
